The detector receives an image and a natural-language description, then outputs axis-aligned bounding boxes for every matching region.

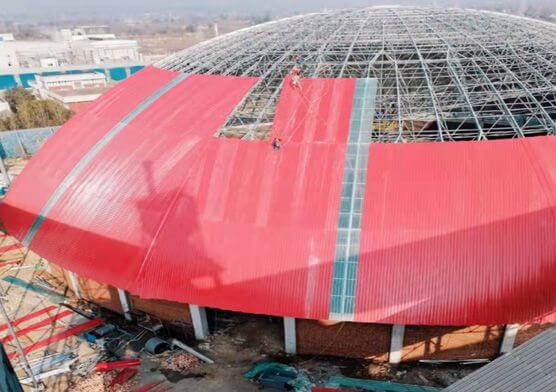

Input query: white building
[0,33,15,42]
[0,41,71,69]
[0,28,141,71]
[71,39,141,64]
[0,45,18,69]
[31,72,108,112]
[40,57,59,68]
[0,99,11,116]
[33,72,107,93]
[56,26,116,42]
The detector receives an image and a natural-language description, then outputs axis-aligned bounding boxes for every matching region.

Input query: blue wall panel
[130,65,144,74]
[0,127,58,158]
[0,75,17,89]
[1,65,143,90]
[19,73,36,88]
[109,67,127,81]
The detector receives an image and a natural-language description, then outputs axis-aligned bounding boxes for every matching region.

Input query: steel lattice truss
[157,7,556,142]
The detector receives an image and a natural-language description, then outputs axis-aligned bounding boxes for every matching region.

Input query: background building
[0,33,15,42]
[0,25,141,72]
[56,25,116,42]
[70,39,141,64]
[31,72,108,113]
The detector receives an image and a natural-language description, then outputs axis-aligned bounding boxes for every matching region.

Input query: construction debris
[110,368,138,388]
[164,352,201,372]
[170,338,214,364]
[72,372,115,391]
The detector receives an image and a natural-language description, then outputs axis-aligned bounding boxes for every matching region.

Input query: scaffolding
[157,7,556,142]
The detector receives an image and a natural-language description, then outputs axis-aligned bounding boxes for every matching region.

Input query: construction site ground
[0,230,478,391]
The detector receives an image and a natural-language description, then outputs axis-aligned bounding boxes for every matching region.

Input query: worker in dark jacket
[272,137,282,150]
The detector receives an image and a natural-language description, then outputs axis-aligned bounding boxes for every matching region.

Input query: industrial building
[31,72,109,113]
[0,28,141,70]
[0,64,145,91]
[0,6,554,363]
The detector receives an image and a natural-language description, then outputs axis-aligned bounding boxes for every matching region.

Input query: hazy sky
[0,0,551,20]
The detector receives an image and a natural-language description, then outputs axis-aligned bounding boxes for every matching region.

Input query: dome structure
[0,8,554,331]
[159,6,556,141]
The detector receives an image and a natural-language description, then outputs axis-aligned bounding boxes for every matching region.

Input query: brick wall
[297,320,509,362]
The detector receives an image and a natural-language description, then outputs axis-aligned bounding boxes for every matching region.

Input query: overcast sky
[0,0,552,20]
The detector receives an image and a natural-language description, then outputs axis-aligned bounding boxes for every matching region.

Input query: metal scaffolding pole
[0,293,39,389]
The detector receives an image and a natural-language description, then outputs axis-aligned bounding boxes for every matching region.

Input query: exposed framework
[157,7,556,142]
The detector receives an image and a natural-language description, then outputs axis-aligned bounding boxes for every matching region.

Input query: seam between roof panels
[329,78,378,321]
[22,73,189,247]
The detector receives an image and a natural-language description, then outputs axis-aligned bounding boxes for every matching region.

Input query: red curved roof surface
[1,66,554,325]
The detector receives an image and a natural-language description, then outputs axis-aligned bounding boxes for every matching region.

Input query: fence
[0,127,58,159]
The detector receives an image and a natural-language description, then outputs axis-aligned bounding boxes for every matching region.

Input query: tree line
[0,88,73,131]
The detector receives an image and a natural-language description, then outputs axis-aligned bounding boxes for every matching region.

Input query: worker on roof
[290,65,302,88]
[272,137,282,150]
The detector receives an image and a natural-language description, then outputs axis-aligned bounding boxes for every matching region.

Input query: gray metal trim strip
[22,73,188,247]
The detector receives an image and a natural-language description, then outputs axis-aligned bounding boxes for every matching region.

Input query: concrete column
[104,68,112,83]
[189,304,209,340]
[283,317,296,354]
[13,73,23,87]
[500,324,520,354]
[117,288,133,321]
[67,271,82,299]
[389,324,405,364]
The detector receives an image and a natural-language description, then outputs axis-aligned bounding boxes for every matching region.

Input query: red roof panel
[1,70,554,325]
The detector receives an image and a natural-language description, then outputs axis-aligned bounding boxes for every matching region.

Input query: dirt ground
[0,157,30,188]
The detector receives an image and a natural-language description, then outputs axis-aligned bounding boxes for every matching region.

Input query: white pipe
[170,338,214,364]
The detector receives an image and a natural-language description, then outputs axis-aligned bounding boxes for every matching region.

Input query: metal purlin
[22,73,189,247]
[329,78,378,321]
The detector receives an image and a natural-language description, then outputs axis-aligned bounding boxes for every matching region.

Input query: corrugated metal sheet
[132,76,354,319]
[0,69,554,325]
[445,326,556,391]
[1,66,177,242]
[355,138,556,325]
